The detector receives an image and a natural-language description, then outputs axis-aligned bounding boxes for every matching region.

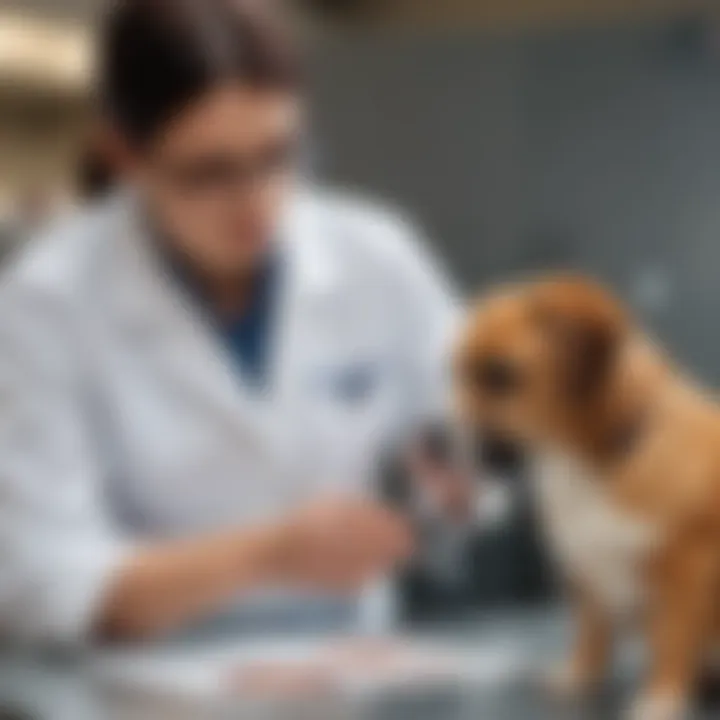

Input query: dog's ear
[534,277,628,401]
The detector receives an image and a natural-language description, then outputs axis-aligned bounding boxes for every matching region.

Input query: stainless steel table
[0,609,714,720]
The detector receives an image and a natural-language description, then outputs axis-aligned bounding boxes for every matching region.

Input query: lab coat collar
[105,185,343,445]
[109,184,342,330]
[278,186,340,298]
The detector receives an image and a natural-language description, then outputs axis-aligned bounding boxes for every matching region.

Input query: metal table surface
[0,609,716,720]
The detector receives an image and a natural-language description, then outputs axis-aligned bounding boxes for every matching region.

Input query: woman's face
[122,84,303,278]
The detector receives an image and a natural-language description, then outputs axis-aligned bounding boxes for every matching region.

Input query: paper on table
[93,635,529,701]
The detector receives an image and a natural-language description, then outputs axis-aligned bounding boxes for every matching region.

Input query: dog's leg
[545,583,613,701]
[627,539,718,720]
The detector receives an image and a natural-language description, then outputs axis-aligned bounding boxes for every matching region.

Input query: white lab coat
[0,186,458,644]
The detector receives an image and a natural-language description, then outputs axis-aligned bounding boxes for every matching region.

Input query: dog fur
[456,276,720,720]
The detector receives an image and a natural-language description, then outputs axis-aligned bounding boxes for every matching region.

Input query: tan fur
[456,276,720,719]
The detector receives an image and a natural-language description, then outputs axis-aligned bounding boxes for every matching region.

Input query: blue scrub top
[165,247,281,391]
[217,256,280,390]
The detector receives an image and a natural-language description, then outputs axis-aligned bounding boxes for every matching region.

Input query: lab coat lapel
[109,196,274,445]
[272,189,341,399]
[108,189,340,448]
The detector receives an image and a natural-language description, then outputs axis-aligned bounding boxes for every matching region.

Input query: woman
[0,0,458,644]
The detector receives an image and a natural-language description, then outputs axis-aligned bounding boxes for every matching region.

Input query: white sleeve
[0,281,131,646]
[388,217,461,427]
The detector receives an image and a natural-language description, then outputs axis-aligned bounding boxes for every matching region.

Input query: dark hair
[100,0,301,147]
[77,145,115,199]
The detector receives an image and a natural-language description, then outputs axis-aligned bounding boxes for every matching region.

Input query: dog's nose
[477,434,525,477]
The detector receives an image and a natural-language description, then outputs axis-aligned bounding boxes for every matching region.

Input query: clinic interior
[1,0,720,614]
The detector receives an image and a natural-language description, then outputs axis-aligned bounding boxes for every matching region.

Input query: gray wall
[310,21,720,383]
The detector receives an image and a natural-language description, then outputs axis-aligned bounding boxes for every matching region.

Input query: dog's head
[455,275,630,474]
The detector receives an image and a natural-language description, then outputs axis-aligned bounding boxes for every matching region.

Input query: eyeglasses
[156,136,299,198]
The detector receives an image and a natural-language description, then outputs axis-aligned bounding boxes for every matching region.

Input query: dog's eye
[471,357,521,397]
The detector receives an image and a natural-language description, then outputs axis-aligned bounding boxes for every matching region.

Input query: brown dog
[455,275,720,720]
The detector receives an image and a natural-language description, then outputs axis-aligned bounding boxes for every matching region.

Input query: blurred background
[2,0,720,618]
[3,0,720,377]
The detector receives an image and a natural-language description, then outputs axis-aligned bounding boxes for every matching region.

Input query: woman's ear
[533,276,628,401]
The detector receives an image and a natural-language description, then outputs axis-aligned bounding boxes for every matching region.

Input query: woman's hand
[267,498,415,593]
[97,497,414,642]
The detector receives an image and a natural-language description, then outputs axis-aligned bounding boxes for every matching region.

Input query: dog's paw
[625,690,688,720]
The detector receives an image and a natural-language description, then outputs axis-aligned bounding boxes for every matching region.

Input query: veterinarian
[0,0,458,645]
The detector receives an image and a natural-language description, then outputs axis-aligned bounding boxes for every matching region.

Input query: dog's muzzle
[476,433,526,478]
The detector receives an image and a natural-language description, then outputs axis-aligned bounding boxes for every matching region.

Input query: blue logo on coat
[316,361,381,405]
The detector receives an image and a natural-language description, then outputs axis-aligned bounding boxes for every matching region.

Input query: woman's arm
[95,500,413,640]
[98,498,413,642]
[0,280,413,645]
[96,523,279,641]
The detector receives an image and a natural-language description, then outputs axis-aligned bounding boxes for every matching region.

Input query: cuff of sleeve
[42,542,134,647]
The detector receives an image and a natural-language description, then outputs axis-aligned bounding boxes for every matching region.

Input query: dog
[454,275,720,720]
